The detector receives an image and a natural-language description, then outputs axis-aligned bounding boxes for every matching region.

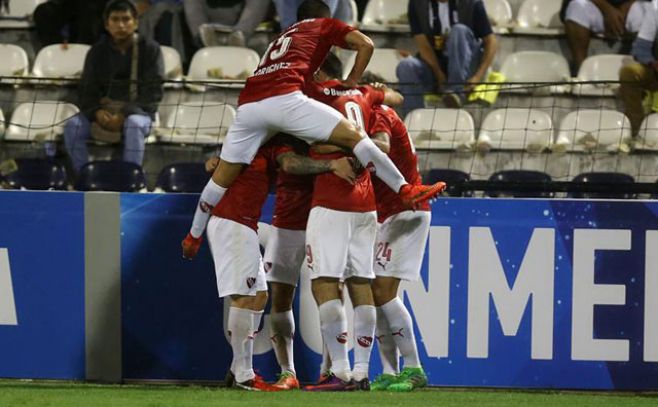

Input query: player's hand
[464,74,481,93]
[205,156,220,173]
[95,109,112,127]
[182,233,203,260]
[341,78,358,88]
[331,157,357,185]
[602,6,625,38]
[105,113,125,132]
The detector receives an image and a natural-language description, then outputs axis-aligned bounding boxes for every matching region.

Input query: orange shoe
[235,374,281,392]
[399,182,447,210]
[272,371,300,390]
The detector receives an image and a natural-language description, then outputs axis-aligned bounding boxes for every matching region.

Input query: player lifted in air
[182,0,446,259]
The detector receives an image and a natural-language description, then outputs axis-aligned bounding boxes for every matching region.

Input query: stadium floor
[1,381,657,407]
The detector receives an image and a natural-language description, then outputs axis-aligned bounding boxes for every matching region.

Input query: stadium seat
[573,54,629,96]
[186,46,260,91]
[500,51,570,94]
[404,108,475,150]
[477,108,553,152]
[347,0,358,26]
[31,44,90,81]
[570,172,636,199]
[155,101,236,145]
[0,108,4,136]
[160,45,183,85]
[75,160,147,192]
[635,113,658,151]
[0,44,29,80]
[360,0,409,32]
[426,168,472,197]
[486,169,553,198]
[553,109,631,152]
[4,101,79,142]
[155,162,210,193]
[341,48,403,83]
[2,158,67,190]
[513,0,563,35]
[483,0,514,33]
[0,0,43,28]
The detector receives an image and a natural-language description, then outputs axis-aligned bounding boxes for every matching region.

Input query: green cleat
[370,373,399,391]
[387,367,427,392]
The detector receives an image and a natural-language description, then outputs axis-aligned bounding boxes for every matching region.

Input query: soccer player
[368,103,431,392]
[181,0,446,259]
[302,54,404,391]
[201,135,356,391]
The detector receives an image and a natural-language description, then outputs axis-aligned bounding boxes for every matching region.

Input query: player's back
[238,18,355,106]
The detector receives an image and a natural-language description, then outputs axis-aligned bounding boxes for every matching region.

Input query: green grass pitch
[1,381,657,407]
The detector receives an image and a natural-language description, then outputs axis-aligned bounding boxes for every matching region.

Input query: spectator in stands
[33,0,111,48]
[561,0,652,75]
[396,0,497,115]
[136,0,187,63]
[274,0,353,30]
[183,0,270,47]
[64,0,164,172]
[619,2,658,137]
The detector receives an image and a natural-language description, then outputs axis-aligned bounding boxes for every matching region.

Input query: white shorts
[220,91,344,164]
[304,207,377,281]
[374,210,431,281]
[263,226,306,287]
[565,0,648,34]
[207,216,268,298]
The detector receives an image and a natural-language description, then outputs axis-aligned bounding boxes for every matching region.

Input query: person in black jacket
[63,0,164,171]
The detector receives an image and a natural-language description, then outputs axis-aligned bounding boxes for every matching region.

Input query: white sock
[249,309,263,374]
[352,305,376,381]
[352,137,406,193]
[380,298,421,369]
[269,310,296,376]
[190,179,226,238]
[376,307,399,375]
[319,341,331,375]
[318,299,351,382]
[227,307,258,383]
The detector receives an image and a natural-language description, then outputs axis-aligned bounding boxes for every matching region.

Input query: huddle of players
[181,0,445,392]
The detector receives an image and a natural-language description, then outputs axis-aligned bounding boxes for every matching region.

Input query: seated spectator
[33,0,110,48]
[64,0,164,172]
[136,0,188,63]
[274,0,353,30]
[396,0,497,115]
[183,0,270,47]
[561,0,652,75]
[619,4,658,137]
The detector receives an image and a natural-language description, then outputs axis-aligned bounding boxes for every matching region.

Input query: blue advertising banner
[120,194,658,389]
[0,191,85,379]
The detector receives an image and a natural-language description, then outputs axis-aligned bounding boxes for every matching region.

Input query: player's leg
[372,305,400,390]
[346,277,376,390]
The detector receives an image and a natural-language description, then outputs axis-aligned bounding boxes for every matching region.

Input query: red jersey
[370,105,429,222]
[238,18,355,106]
[272,170,314,230]
[306,80,384,213]
[212,139,291,231]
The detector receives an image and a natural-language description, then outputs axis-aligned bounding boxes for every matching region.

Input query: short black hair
[297,0,331,21]
[103,0,138,21]
[361,71,386,84]
[319,52,343,80]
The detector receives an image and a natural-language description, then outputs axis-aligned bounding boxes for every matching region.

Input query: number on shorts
[376,242,392,263]
[305,244,314,265]
[259,30,295,67]
[344,101,365,131]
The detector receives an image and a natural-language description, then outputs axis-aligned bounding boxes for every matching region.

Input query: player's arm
[277,151,356,184]
[371,132,391,154]
[342,30,374,87]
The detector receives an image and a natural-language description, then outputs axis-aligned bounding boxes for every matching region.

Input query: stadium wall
[1,191,658,389]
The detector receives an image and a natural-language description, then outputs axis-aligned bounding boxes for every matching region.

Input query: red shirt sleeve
[369,108,392,136]
[322,18,357,48]
[364,85,385,107]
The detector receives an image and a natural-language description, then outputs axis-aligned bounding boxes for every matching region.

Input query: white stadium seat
[513,0,563,35]
[573,54,629,96]
[477,108,553,151]
[635,113,658,151]
[500,51,570,94]
[404,108,475,150]
[186,46,260,91]
[483,0,514,33]
[554,109,631,152]
[360,0,409,32]
[155,101,236,145]
[31,43,90,79]
[0,44,29,79]
[160,45,183,84]
[0,108,5,137]
[4,101,79,142]
[341,48,403,83]
[0,0,44,28]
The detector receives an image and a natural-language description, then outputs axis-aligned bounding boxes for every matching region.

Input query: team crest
[246,277,256,288]
[357,336,373,347]
[336,332,348,344]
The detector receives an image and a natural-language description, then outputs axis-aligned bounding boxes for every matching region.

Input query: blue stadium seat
[2,158,68,190]
[426,168,472,197]
[155,162,210,193]
[487,170,553,198]
[76,160,146,192]
[570,172,636,199]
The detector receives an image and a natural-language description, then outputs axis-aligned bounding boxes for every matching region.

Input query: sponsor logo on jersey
[357,336,373,347]
[322,88,364,97]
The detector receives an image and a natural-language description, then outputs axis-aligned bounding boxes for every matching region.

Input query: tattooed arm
[277,152,357,184]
